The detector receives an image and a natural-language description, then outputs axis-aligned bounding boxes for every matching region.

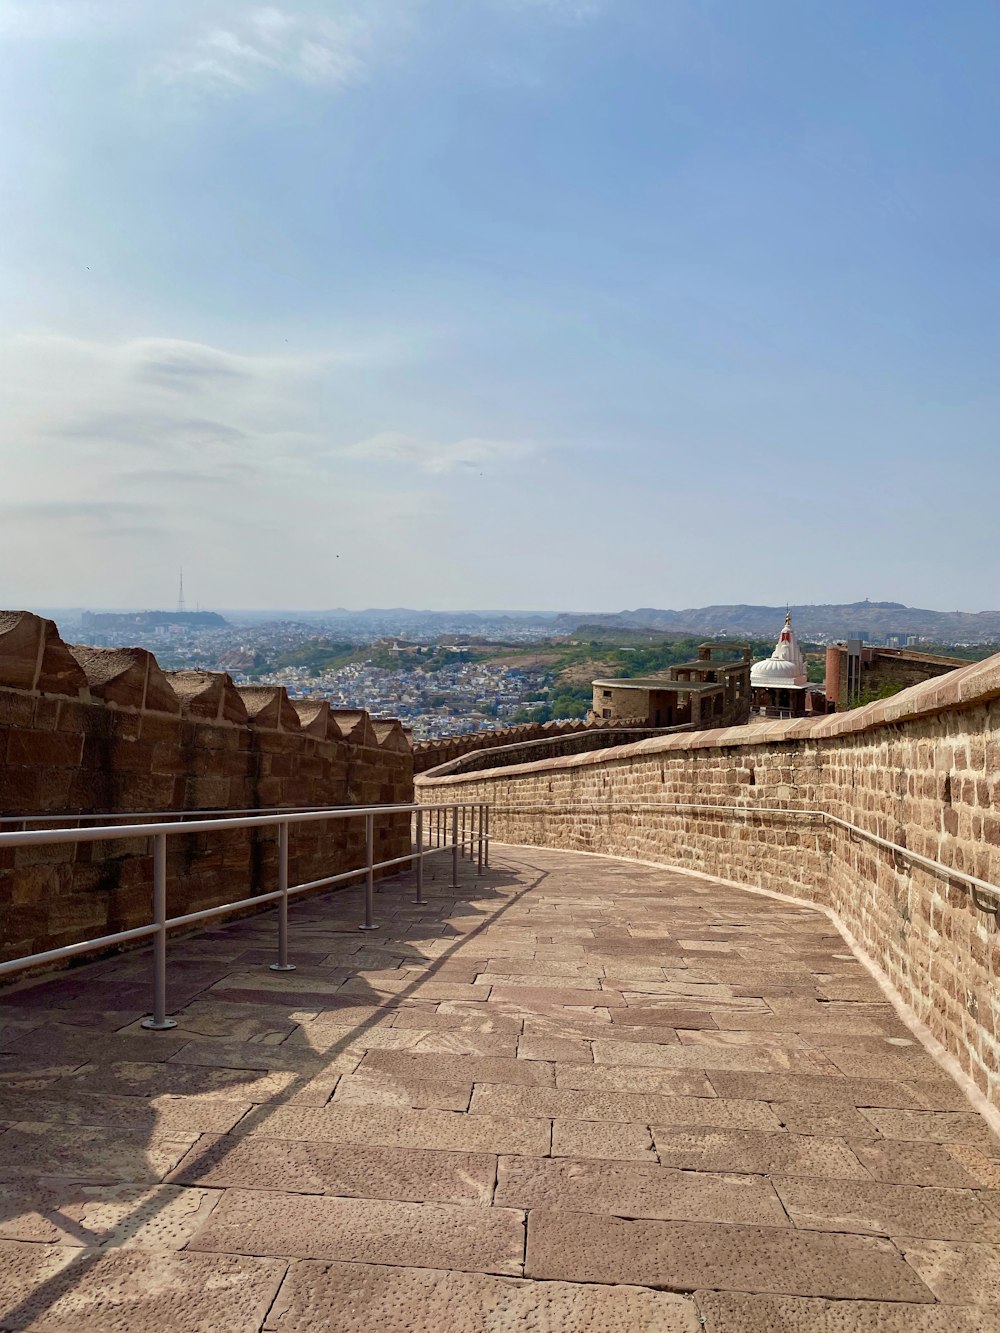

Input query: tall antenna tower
[177,569,186,614]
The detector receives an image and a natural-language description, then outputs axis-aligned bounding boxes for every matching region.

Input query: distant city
[47,601,1000,741]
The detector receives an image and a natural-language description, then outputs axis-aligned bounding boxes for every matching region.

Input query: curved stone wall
[412,716,650,774]
[417,653,1000,1107]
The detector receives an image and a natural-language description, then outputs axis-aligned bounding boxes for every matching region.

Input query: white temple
[751,612,808,695]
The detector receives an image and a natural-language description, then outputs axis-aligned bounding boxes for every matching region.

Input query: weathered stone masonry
[0,612,413,965]
[411,716,651,774]
[418,652,1000,1108]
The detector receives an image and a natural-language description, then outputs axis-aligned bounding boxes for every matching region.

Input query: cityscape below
[39,600,1000,741]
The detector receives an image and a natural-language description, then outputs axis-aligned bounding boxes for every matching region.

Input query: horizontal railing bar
[478,799,1000,908]
[0,922,161,976]
[0,801,479,849]
[0,801,480,825]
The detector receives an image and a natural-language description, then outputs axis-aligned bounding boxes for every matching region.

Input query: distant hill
[555,602,1000,642]
[81,610,228,631]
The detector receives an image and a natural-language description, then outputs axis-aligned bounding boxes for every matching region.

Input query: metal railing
[0,800,490,1030]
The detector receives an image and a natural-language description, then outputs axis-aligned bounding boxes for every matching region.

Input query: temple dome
[751,613,808,689]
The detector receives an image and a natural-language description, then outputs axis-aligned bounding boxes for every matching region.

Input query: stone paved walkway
[1,846,1000,1330]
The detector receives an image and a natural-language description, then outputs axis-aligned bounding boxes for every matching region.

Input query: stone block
[68,646,180,714]
[294,700,332,738]
[166,670,248,724]
[330,710,378,747]
[239,686,302,731]
[189,1190,525,1273]
[524,1209,934,1300]
[0,611,86,696]
[263,1263,700,1333]
[0,1241,285,1331]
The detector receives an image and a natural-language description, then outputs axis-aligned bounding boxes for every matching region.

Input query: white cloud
[0,331,517,605]
[154,6,380,96]
[341,431,532,474]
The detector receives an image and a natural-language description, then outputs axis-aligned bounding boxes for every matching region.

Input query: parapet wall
[412,716,650,774]
[0,612,413,966]
[418,653,1000,1108]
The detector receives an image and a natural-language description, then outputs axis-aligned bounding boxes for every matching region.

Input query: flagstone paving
[1,844,1000,1330]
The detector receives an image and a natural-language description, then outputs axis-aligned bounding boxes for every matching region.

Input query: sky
[1,0,998,613]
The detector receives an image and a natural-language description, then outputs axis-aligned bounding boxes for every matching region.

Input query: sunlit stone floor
[1,845,999,1331]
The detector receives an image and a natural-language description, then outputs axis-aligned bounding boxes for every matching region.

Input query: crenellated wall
[412,715,650,774]
[0,612,413,966]
[418,653,1000,1108]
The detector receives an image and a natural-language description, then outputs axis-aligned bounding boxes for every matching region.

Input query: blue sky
[1,1,997,611]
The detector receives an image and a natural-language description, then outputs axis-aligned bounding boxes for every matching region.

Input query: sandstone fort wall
[411,716,650,774]
[0,612,413,966]
[418,653,1000,1108]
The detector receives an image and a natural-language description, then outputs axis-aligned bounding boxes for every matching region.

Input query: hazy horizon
[3,3,998,611]
[30,596,1000,619]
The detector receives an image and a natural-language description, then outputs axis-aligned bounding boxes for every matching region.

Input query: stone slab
[709,1071,926,1108]
[180,1126,496,1199]
[263,1260,700,1332]
[552,1063,713,1096]
[651,1128,869,1178]
[471,1083,781,1129]
[858,1107,1000,1148]
[0,1183,220,1250]
[249,1103,551,1155]
[591,1039,834,1074]
[901,1238,1000,1304]
[61,1060,299,1102]
[360,1049,554,1086]
[495,1155,788,1225]
[551,1119,653,1161]
[0,1124,197,1185]
[851,1139,982,1187]
[0,1240,285,1332]
[696,1291,998,1331]
[330,1071,471,1111]
[774,1176,1000,1241]
[525,1209,934,1300]
[190,1189,525,1274]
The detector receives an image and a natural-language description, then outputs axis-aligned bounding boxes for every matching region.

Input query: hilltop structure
[750,613,826,718]
[590,642,751,729]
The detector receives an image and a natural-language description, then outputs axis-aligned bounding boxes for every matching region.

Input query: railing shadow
[0,851,541,1329]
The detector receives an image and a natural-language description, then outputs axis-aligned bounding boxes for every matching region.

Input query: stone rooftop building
[591,642,751,729]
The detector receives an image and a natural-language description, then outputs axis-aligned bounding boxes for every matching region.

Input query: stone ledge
[417,651,1000,788]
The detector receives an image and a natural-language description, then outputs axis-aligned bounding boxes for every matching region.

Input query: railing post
[477,802,484,875]
[452,806,459,889]
[484,803,490,867]
[270,820,295,971]
[360,812,377,930]
[141,833,176,1031]
[412,807,425,905]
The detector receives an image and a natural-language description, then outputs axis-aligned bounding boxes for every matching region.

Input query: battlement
[0,611,413,965]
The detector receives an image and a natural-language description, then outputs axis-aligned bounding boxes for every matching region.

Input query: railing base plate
[358,924,379,931]
[141,1017,178,1031]
[269,963,296,972]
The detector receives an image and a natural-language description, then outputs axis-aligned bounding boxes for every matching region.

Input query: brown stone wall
[411,716,649,774]
[0,613,413,966]
[418,653,1000,1108]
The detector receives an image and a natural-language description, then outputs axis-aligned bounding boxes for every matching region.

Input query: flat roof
[592,677,725,692]
[669,658,749,673]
